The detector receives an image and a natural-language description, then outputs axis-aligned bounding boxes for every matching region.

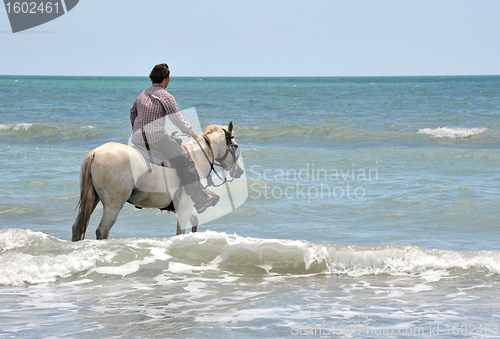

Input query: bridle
[195,128,240,188]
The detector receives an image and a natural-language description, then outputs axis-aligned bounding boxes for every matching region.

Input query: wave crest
[418,127,487,138]
[170,232,500,276]
[0,123,110,142]
[1,229,498,286]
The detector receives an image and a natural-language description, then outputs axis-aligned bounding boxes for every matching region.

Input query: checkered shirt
[130,84,192,145]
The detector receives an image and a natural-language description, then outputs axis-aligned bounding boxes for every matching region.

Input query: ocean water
[0,75,499,338]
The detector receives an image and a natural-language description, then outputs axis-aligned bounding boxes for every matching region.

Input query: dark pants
[153,134,206,203]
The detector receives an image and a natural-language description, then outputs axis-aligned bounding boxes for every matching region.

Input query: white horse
[71,121,243,241]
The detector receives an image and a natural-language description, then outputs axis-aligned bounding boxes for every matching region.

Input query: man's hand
[189,130,199,139]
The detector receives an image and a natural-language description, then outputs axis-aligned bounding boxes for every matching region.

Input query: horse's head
[203,121,244,179]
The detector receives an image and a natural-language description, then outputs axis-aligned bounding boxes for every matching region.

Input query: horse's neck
[186,137,216,178]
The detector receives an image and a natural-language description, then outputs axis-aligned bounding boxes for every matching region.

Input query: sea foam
[418,127,487,138]
[2,229,499,286]
[0,122,110,142]
[0,123,34,131]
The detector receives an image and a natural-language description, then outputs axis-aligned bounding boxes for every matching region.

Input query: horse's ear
[228,121,233,133]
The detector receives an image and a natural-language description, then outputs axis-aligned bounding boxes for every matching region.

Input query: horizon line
[1,74,499,78]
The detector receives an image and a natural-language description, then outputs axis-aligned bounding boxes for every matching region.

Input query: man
[130,63,218,213]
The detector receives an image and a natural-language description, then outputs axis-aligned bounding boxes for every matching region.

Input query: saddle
[133,143,173,169]
[132,131,191,171]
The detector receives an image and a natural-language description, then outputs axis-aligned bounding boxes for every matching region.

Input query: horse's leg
[175,190,195,236]
[94,174,131,240]
[96,201,126,240]
[92,178,130,240]
[189,214,199,233]
[176,221,185,235]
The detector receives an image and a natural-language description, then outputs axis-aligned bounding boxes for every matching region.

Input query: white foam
[0,123,34,131]
[59,279,93,286]
[0,230,171,285]
[168,231,500,276]
[0,246,104,286]
[326,246,500,276]
[93,259,149,276]
[1,229,499,286]
[195,306,304,324]
[418,127,487,138]
[0,229,48,251]
[167,261,216,274]
[91,246,170,276]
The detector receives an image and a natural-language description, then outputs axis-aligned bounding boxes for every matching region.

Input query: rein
[194,129,238,188]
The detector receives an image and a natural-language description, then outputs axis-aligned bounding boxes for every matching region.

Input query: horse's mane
[192,124,224,158]
[202,124,223,139]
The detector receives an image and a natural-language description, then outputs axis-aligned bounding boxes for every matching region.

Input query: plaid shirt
[130,84,192,145]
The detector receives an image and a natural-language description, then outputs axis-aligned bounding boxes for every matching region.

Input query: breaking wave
[417,127,488,138]
[0,123,114,142]
[1,229,498,286]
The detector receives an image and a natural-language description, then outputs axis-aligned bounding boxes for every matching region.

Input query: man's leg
[154,134,218,213]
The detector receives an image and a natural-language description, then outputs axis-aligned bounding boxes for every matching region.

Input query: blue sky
[1,0,499,77]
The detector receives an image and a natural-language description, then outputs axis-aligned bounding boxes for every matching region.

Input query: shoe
[194,190,220,214]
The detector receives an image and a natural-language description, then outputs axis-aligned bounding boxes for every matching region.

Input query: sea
[0,75,499,338]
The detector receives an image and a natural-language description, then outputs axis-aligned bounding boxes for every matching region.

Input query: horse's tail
[71,152,97,241]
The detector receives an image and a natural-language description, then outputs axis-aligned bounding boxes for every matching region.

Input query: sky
[1,0,499,77]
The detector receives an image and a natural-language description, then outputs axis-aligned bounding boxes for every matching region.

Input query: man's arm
[168,111,194,136]
[160,95,194,136]
[130,101,138,129]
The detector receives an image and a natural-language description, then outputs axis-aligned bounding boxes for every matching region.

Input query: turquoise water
[0,75,499,338]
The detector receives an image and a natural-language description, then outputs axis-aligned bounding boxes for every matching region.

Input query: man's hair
[149,63,170,84]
